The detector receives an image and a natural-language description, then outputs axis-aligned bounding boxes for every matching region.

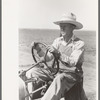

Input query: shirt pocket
[61,45,73,56]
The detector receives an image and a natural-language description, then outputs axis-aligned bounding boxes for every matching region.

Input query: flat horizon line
[19,28,96,32]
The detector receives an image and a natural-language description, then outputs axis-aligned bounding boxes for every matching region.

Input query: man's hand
[31,42,38,49]
[46,45,57,53]
[46,45,61,59]
[31,41,41,52]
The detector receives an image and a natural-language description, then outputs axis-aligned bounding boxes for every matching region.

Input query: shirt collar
[71,35,76,41]
[61,35,76,44]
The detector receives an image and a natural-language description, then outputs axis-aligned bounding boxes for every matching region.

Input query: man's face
[59,23,75,36]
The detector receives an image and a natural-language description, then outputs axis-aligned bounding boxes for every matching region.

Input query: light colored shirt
[52,35,85,72]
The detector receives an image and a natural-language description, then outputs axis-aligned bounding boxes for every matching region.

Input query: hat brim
[53,20,83,29]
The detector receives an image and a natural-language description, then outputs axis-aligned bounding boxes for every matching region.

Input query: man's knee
[54,74,65,82]
[26,71,32,79]
[26,68,38,79]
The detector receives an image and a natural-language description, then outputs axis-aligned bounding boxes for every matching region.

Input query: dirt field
[19,29,97,100]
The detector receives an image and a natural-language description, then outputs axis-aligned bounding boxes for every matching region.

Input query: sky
[19,0,98,30]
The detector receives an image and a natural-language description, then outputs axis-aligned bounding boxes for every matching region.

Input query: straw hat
[54,12,83,29]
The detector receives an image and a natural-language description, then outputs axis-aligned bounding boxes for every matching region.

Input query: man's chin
[61,34,66,37]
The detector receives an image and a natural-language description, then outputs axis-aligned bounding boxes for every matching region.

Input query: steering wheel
[31,42,59,76]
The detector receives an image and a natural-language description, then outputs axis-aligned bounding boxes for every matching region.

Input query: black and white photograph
[18,0,98,100]
[2,0,98,100]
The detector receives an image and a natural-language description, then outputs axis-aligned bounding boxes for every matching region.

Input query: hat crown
[61,12,76,21]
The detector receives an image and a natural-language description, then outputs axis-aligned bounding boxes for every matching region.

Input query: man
[25,12,87,100]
